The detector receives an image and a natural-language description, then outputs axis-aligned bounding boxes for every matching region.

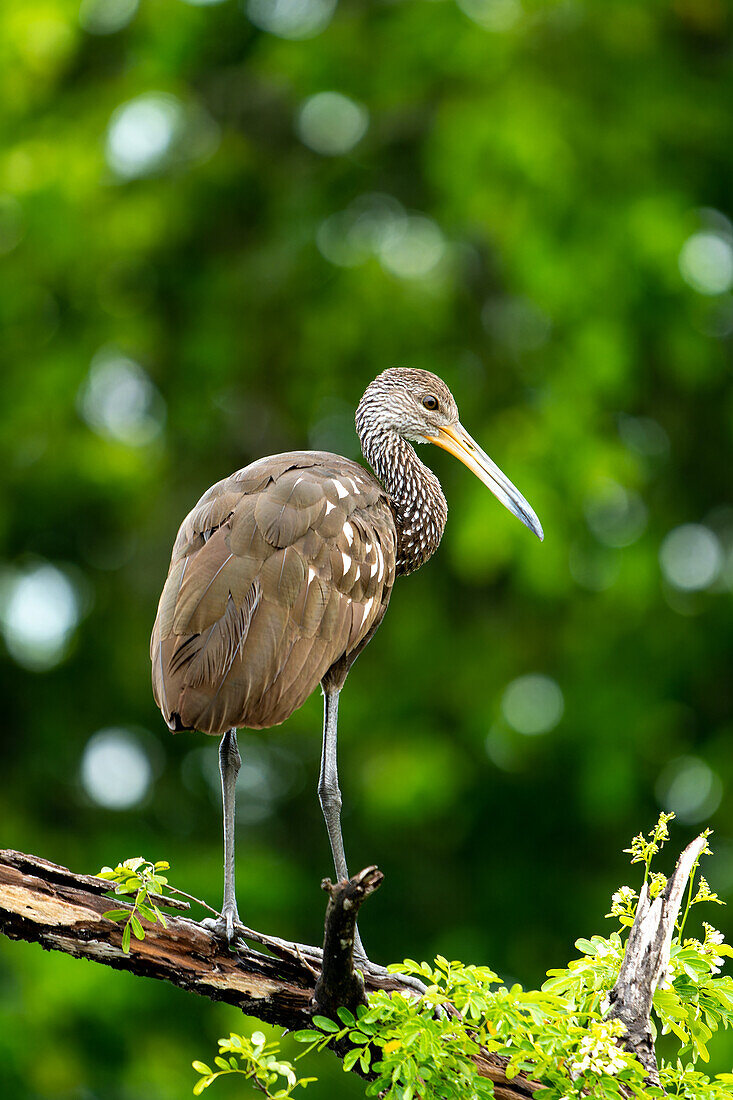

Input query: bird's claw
[201,910,246,951]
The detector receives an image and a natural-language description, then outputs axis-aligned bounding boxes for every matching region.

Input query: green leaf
[129,914,145,940]
[336,1007,355,1026]
[153,906,168,928]
[575,938,597,955]
[122,923,131,954]
[192,1062,213,1075]
[292,1031,318,1043]
[342,1048,361,1072]
[311,1016,340,1033]
[101,909,129,921]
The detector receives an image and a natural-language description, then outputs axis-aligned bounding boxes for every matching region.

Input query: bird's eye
[422,395,439,411]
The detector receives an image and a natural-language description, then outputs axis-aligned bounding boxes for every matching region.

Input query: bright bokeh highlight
[501,674,564,736]
[679,232,733,296]
[78,348,166,446]
[317,194,445,279]
[79,0,138,34]
[296,92,369,156]
[246,0,337,39]
[0,563,81,671]
[659,524,723,591]
[81,728,153,809]
[656,756,723,825]
[456,0,522,33]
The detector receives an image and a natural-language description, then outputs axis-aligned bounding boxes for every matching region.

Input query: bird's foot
[201,907,246,950]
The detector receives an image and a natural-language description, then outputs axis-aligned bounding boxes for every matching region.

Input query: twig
[165,884,218,915]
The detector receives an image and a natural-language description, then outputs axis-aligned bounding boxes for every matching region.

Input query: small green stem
[677,857,700,942]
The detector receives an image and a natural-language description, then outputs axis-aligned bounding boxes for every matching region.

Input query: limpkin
[151,368,542,951]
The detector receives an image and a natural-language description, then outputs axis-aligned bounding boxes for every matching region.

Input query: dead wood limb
[314,865,383,1018]
[608,834,707,1083]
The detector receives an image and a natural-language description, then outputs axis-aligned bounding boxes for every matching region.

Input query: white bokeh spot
[679,232,733,296]
[0,563,81,671]
[659,524,722,591]
[79,0,139,34]
[501,674,564,736]
[106,93,186,179]
[656,756,723,824]
[456,0,522,32]
[317,194,446,279]
[297,92,369,156]
[247,0,337,39]
[81,728,153,809]
[378,215,445,279]
[78,348,166,446]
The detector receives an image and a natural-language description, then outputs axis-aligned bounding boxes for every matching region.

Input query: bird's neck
[360,428,448,576]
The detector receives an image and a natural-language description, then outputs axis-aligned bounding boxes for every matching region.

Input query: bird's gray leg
[219,727,241,942]
[318,688,366,960]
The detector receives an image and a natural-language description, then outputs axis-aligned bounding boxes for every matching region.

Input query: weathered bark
[313,866,382,1018]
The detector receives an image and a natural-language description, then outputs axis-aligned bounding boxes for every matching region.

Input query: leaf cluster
[97,857,172,954]
[192,1033,316,1099]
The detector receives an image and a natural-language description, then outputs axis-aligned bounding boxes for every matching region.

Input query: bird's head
[357,366,543,541]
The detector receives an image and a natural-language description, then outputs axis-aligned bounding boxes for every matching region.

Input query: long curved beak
[425,422,543,541]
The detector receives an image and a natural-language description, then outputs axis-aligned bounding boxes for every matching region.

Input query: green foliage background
[1,0,732,1096]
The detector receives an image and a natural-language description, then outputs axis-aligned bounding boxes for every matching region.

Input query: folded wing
[151,452,396,734]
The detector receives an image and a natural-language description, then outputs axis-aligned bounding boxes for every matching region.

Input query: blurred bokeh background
[1,0,733,1095]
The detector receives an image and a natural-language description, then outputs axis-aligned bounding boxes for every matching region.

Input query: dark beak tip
[519,508,543,542]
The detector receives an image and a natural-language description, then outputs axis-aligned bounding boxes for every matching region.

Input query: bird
[151,367,542,952]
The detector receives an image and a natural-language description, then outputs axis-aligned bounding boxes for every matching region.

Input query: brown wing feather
[151,452,396,735]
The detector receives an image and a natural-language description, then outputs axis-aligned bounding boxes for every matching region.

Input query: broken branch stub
[608,834,707,1083]
[313,865,384,1019]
